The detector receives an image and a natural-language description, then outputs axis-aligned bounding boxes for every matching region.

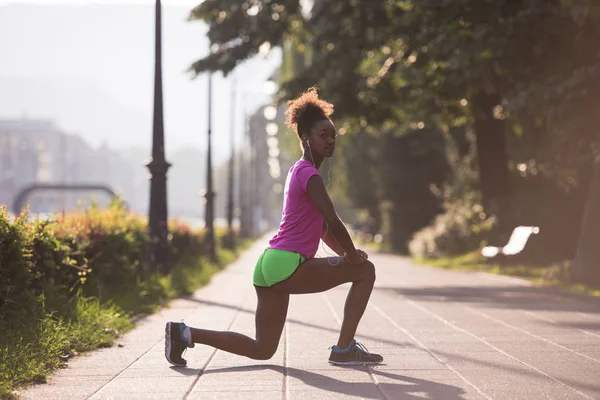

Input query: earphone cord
[321,159,341,266]
[306,143,340,266]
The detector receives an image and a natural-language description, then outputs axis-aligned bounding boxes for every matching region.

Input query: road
[22,237,600,399]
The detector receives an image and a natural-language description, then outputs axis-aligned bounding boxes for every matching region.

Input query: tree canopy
[190,0,599,175]
[189,0,600,277]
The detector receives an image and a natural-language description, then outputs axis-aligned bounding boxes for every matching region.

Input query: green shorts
[253,248,306,287]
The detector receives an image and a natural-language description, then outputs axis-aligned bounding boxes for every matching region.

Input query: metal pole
[204,72,216,258]
[225,78,236,248]
[248,112,255,237]
[146,0,171,274]
[239,104,249,238]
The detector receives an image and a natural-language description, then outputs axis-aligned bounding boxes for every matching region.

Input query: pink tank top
[268,159,323,259]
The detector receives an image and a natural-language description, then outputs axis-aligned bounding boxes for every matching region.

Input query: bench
[481,226,540,258]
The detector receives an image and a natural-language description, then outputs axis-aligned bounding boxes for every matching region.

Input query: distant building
[0,118,137,214]
[0,119,62,212]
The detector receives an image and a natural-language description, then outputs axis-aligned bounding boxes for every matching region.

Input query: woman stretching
[165,87,383,367]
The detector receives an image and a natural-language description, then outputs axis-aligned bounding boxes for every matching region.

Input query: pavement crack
[399,297,593,399]
[182,291,250,399]
[86,338,161,399]
[524,310,600,339]
[283,323,289,400]
[365,366,389,400]
[321,293,342,325]
[321,293,388,400]
[371,303,492,400]
[465,306,600,364]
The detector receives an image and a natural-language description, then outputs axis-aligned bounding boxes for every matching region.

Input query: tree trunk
[572,156,600,285]
[472,91,510,218]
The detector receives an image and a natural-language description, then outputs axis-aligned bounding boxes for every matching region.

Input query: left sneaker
[328,339,383,366]
[165,321,194,367]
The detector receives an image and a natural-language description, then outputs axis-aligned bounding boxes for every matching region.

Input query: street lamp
[239,107,251,238]
[225,78,236,249]
[237,79,277,237]
[146,0,171,274]
[204,71,216,259]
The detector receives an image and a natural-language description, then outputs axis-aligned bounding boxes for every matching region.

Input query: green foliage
[0,297,132,399]
[409,131,496,257]
[409,192,496,258]
[191,0,600,175]
[0,202,249,399]
[188,0,305,76]
[191,0,600,264]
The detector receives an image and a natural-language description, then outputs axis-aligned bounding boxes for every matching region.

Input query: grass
[353,235,384,253]
[0,298,133,399]
[0,239,252,400]
[415,251,600,297]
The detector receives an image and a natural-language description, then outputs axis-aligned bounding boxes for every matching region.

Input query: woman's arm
[321,221,345,256]
[307,175,364,265]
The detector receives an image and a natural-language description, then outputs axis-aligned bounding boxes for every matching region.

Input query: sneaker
[328,339,383,366]
[165,321,194,367]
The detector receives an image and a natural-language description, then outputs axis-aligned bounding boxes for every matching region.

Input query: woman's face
[308,119,336,158]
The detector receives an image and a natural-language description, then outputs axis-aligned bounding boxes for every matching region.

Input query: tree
[572,157,600,284]
[188,0,600,260]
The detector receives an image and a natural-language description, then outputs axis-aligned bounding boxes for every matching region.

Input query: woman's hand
[356,249,369,260]
[344,251,365,266]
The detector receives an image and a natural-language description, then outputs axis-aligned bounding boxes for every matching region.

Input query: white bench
[481,226,540,258]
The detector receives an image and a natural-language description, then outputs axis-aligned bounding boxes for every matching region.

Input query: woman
[165,87,382,367]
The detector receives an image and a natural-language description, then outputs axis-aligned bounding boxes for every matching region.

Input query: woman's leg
[271,257,376,350]
[189,286,289,360]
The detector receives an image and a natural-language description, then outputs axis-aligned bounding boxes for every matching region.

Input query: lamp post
[146,0,171,274]
[237,80,277,237]
[239,107,251,238]
[203,72,216,259]
[225,78,236,248]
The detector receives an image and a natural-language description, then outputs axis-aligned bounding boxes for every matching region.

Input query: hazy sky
[0,1,282,163]
[0,1,201,3]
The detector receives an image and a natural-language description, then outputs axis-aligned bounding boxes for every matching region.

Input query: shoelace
[329,341,370,358]
[354,341,371,361]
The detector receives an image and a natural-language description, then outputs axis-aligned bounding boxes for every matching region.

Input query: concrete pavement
[21,237,600,399]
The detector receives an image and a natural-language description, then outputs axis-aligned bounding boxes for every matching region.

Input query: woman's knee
[361,260,376,283]
[251,342,278,360]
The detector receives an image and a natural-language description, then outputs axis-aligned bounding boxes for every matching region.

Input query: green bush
[408,130,497,258]
[409,193,496,258]
[0,200,248,399]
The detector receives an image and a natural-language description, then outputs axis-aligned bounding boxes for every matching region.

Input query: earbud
[304,139,315,166]
[302,136,310,148]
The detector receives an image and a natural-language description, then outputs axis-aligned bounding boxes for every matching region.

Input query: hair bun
[285,86,334,137]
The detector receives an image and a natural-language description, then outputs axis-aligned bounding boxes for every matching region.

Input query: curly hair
[284,86,334,139]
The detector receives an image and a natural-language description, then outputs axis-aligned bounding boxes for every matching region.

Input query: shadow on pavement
[177,364,468,400]
[431,349,600,395]
[171,349,600,398]
[375,285,600,314]
[548,321,600,331]
[182,296,416,349]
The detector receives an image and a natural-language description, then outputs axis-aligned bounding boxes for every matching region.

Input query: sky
[0,1,203,7]
[0,1,282,163]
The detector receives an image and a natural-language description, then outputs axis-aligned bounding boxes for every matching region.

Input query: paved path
[22,238,600,399]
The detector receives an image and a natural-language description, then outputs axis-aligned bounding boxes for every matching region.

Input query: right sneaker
[328,339,384,366]
[165,321,194,367]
